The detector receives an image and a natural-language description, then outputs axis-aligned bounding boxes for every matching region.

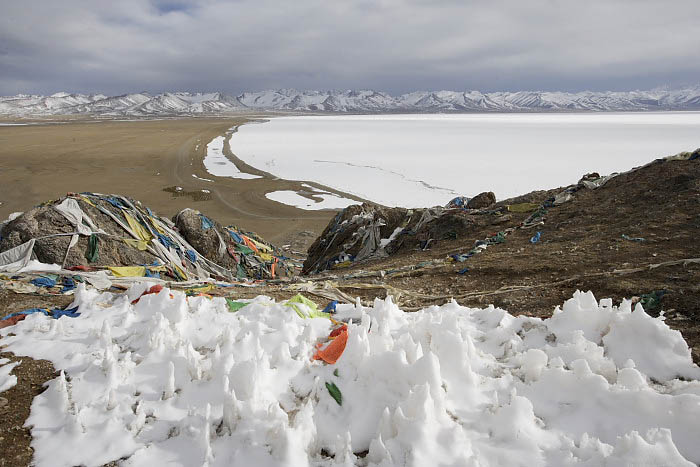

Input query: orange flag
[313,325,348,364]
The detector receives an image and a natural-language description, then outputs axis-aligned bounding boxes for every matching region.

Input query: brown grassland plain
[0,117,361,246]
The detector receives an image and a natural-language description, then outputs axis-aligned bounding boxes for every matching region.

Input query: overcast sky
[1,0,699,96]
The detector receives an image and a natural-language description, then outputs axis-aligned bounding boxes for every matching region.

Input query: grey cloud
[1,0,699,95]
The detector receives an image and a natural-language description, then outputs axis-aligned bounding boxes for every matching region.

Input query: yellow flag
[506,203,540,213]
[124,213,153,242]
[259,252,273,262]
[79,197,97,208]
[108,266,146,277]
[249,237,272,253]
[186,284,216,294]
[122,239,149,250]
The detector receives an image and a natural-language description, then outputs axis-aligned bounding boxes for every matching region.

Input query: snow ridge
[2,87,700,116]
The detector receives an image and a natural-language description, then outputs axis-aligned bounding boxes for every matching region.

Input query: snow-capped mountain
[2,87,700,116]
[237,89,398,112]
[0,92,246,117]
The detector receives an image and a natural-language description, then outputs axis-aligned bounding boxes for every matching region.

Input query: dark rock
[303,203,412,273]
[0,199,156,268]
[173,208,291,279]
[173,208,239,270]
[580,172,601,181]
[466,192,496,209]
[303,202,483,274]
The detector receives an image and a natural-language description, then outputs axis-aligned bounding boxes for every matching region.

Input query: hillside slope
[299,151,700,361]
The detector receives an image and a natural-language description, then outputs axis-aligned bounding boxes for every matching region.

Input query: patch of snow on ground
[230,113,700,207]
[192,174,213,182]
[379,227,404,248]
[2,286,700,466]
[0,358,18,393]
[203,135,260,180]
[266,189,357,211]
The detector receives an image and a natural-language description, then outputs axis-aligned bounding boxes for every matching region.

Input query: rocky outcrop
[303,202,492,274]
[0,198,156,269]
[173,208,294,279]
[0,194,290,280]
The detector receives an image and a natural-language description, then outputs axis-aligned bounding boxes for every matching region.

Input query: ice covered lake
[230,113,700,208]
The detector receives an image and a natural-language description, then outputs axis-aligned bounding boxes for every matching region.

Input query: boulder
[0,198,157,269]
[466,191,496,209]
[174,208,293,279]
[303,203,411,274]
[303,202,481,274]
[174,208,239,271]
[0,194,290,280]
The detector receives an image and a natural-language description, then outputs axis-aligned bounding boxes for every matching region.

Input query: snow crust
[2,286,700,466]
[202,135,261,180]
[230,113,700,207]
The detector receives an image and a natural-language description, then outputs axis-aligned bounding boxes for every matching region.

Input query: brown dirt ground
[0,291,71,467]
[0,117,357,245]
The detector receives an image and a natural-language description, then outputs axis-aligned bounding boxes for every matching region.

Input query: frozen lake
[230,113,700,207]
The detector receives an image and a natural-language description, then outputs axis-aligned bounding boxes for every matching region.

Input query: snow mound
[0,357,18,393]
[2,288,699,466]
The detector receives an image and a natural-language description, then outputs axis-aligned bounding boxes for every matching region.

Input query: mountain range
[2,87,700,116]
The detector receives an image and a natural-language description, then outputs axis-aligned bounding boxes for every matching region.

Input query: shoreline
[222,122,368,209]
[220,112,700,207]
[0,117,365,247]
